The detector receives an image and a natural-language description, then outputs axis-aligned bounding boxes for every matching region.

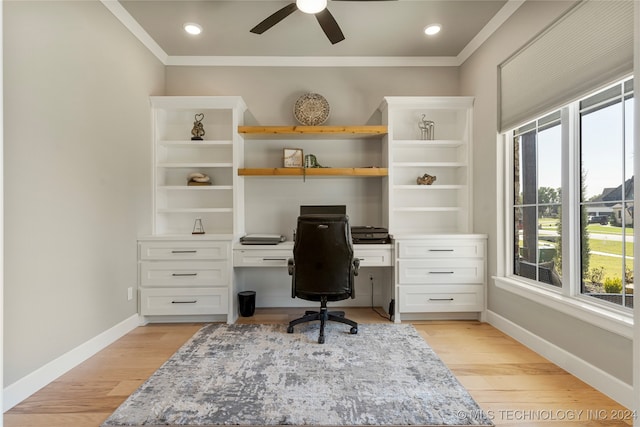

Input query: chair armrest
[287,258,294,276]
[353,258,360,276]
[288,258,296,298]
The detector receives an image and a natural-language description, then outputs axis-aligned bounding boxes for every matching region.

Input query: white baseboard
[486,310,634,409]
[3,314,141,411]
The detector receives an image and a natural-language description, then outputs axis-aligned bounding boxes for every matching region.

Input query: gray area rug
[102,323,492,426]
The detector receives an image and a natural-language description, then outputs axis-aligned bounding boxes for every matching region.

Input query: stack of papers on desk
[240,234,286,245]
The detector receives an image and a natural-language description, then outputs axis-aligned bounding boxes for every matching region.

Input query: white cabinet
[151,96,247,236]
[394,235,486,322]
[138,238,234,323]
[379,97,474,235]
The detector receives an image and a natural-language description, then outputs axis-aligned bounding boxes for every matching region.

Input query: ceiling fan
[250,0,396,45]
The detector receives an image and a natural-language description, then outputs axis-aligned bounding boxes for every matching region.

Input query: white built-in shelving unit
[379,97,486,322]
[151,96,247,236]
[138,97,246,324]
[380,96,473,235]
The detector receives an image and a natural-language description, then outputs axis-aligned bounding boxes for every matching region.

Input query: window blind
[499,0,633,133]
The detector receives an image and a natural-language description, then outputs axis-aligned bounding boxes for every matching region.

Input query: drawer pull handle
[171,250,197,254]
[263,257,287,261]
[429,249,454,252]
[172,273,198,277]
[429,271,454,274]
[429,298,454,301]
[171,300,197,304]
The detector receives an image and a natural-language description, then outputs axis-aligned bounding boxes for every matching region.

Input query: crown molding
[165,55,459,67]
[457,0,525,64]
[101,0,168,63]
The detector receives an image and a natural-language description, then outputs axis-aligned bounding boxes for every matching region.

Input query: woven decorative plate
[294,93,330,126]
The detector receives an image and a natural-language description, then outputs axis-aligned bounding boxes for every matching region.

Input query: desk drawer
[233,246,392,267]
[398,239,485,259]
[233,249,292,267]
[399,284,483,312]
[140,287,228,316]
[355,249,392,267]
[140,241,230,261]
[140,261,229,287]
[398,259,484,284]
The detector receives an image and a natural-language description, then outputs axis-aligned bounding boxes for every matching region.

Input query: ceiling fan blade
[250,3,298,34]
[315,9,345,44]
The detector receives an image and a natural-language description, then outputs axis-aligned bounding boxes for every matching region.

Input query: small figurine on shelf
[418,114,435,140]
[192,217,205,235]
[417,173,437,185]
[304,154,327,168]
[187,172,211,186]
[302,154,328,182]
[191,113,205,140]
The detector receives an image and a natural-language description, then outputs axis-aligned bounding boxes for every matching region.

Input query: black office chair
[287,214,359,344]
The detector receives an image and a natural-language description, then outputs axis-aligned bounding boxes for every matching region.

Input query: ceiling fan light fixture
[424,24,441,36]
[296,0,328,14]
[183,23,202,35]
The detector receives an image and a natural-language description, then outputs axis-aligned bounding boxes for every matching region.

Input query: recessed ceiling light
[424,24,441,36]
[184,23,202,35]
[296,0,327,14]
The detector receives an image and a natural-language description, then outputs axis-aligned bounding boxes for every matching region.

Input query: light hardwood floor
[4,308,634,427]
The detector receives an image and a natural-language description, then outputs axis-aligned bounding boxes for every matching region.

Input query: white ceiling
[106,0,522,66]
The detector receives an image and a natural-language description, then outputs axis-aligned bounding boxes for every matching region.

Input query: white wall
[3,0,164,390]
[460,0,634,390]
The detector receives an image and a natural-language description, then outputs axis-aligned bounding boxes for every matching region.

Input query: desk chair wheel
[350,327,358,334]
[318,336,325,344]
[287,326,294,333]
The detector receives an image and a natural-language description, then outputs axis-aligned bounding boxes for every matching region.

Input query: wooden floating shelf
[238,167,388,177]
[238,125,387,139]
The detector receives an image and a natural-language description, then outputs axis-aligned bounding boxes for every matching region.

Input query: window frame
[495,79,634,339]
[511,111,564,288]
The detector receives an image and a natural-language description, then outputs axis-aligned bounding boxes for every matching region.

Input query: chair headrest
[298,214,348,222]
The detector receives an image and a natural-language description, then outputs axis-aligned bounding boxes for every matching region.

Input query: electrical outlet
[127,287,133,301]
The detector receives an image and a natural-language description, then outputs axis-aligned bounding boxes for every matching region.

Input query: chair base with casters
[287,296,358,344]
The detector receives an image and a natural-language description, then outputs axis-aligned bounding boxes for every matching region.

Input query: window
[513,112,562,287]
[508,78,634,310]
[579,80,634,308]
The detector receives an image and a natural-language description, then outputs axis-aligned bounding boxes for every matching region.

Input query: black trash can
[238,291,256,317]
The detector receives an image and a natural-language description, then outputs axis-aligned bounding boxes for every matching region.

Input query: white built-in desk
[232,241,395,313]
[233,242,393,268]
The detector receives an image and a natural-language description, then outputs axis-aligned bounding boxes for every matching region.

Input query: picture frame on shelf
[283,148,304,167]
